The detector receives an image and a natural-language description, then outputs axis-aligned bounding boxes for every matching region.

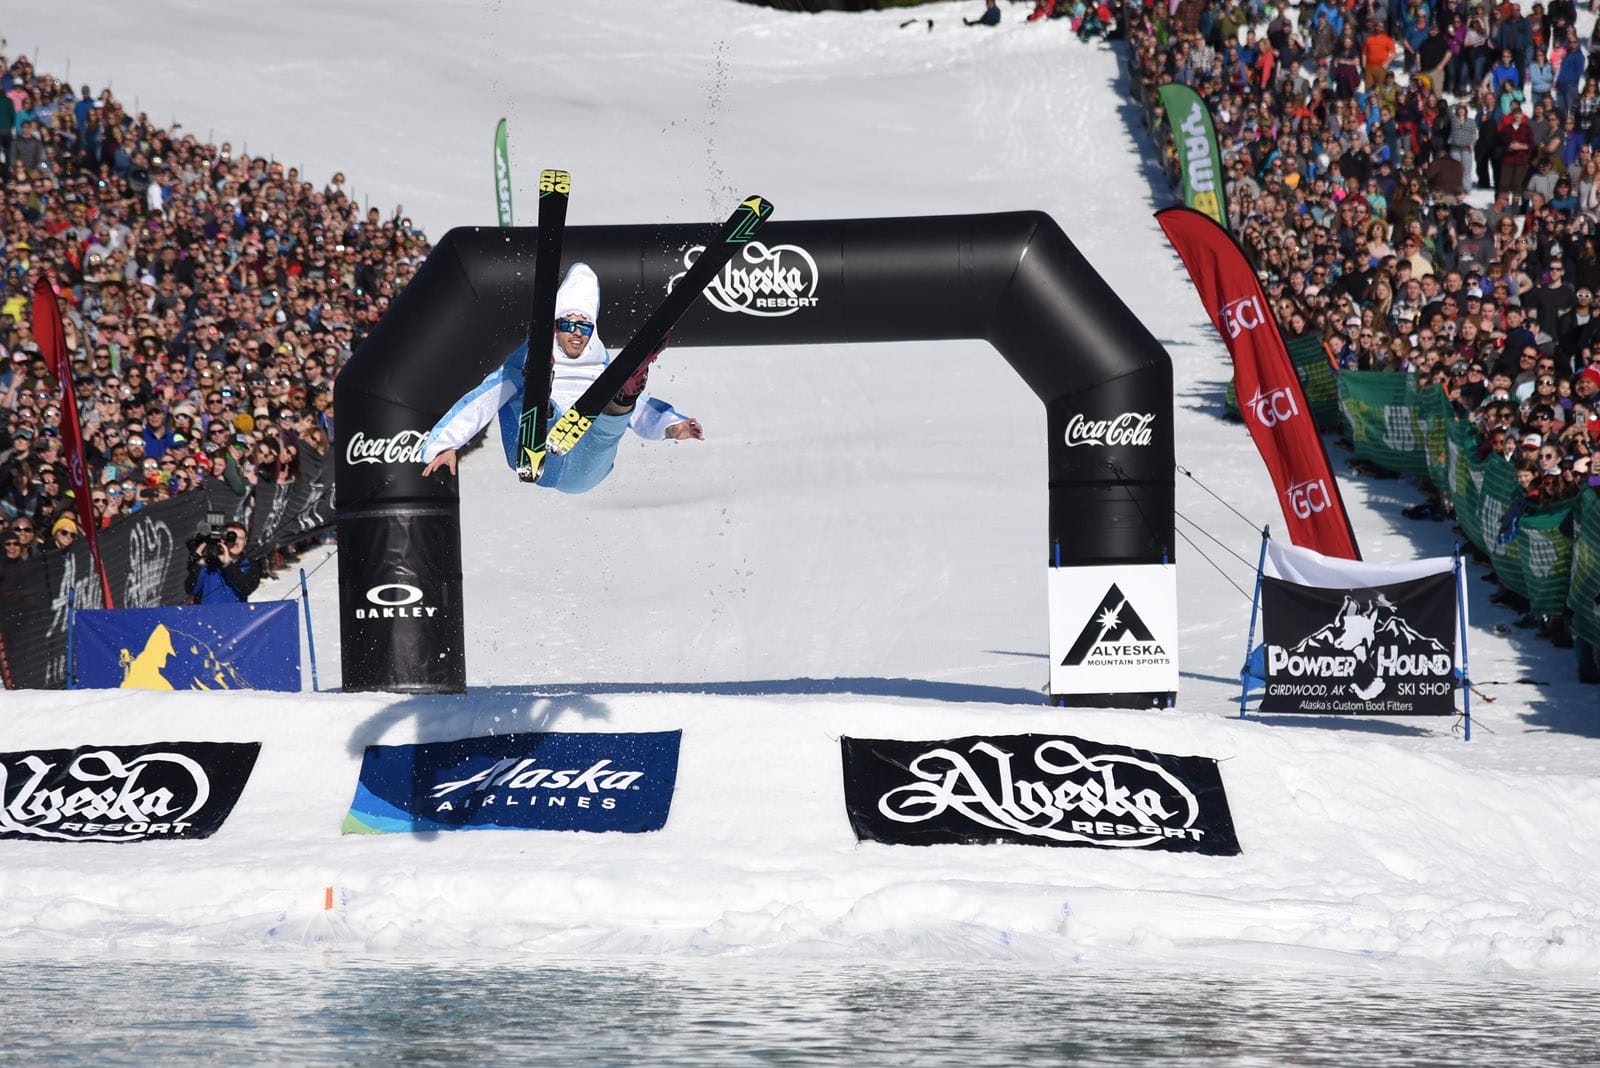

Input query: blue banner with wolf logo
[74,603,301,692]
[343,730,683,834]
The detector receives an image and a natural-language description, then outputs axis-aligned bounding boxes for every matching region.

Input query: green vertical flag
[494,118,514,228]
[1157,83,1228,229]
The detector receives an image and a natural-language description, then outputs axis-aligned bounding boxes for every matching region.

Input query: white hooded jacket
[420,263,685,466]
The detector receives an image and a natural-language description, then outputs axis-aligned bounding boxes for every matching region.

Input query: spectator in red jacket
[1499,110,1538,197]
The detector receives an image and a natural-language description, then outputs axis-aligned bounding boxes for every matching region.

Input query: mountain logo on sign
[1063,584,1167,667]
[1272,592,1450,700]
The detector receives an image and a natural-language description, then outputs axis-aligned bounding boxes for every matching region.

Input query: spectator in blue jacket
[1312,0,1344,36]
[72,85,94,131]
[965,0,1001,26]
[183,522,261,604]
[1529,49,1557,108]
[1492,49,1524,108]
[1556,38,1585,119]
[141,407,176,460]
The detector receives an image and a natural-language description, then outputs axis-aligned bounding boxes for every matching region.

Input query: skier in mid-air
[419,263,703,493]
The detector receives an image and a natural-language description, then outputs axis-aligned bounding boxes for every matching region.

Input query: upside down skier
[419,263,704,493]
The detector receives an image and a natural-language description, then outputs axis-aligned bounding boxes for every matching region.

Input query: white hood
[551,263,605,366]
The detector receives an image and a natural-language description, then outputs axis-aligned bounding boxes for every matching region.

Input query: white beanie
[554,263,600,322]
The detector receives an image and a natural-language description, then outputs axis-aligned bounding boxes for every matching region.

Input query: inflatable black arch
[334,211,1175,704]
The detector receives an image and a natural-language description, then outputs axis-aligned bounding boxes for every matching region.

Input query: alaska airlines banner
[841,733,1240,855]
[74,603,300,691]
[1259,572,1457,715]
[343,730,682,834]
[0,741,261,842]
[1157,207,1360,560]
[1156,84,1227,227]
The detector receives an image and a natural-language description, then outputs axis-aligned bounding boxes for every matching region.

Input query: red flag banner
[1155,207,1360,560]
[31,275,115,607]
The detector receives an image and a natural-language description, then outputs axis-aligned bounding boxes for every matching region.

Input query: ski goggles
[555,318,595,337]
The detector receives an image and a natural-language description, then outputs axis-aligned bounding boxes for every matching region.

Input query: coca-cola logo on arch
[344,429,426,467]
[1062,411,1156,448]
[675,240,819,317]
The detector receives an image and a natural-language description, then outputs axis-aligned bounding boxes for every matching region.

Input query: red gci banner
[1156,207,1360,560]
[31,275,115,606]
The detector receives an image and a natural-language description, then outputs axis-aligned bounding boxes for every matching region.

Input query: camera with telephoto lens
[188,511,230,562]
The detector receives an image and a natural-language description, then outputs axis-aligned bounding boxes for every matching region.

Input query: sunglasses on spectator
[13,523,34,534]
[555,319,595,337]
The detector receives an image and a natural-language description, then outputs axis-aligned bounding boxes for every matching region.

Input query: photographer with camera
[183,520,262,605]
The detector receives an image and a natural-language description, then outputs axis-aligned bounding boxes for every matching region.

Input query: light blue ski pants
[538,410,631,495]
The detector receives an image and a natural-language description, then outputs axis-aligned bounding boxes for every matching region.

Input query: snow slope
[3,0,1598,974]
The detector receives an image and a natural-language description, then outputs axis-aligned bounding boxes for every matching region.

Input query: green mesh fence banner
[1571,493,1600,650]
[1286,334,1341,431]
[1513,498,1577,615]
[1336,371,1432,477]
[1337,376,1584,621]
[1444,418,1487,549]
[1477,449,1527,594]
[1416,383,1455,490]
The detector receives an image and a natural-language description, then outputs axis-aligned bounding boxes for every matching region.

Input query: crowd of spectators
[1130,0,1600,635]
[0,53,429,577]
